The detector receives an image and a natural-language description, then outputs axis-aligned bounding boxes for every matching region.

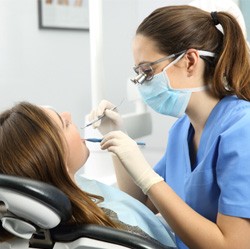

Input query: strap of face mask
[198,50,216,57]
[164,50,215,93]
[187,50,215,92]
[164,50,215,72]
[185,84,210,93]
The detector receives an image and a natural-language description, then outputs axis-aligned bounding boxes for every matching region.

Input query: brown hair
[136,5,250,100]
[0,102,120,241]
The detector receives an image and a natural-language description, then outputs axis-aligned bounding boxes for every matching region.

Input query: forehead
[42,107,63,127]
[132,35,165,64]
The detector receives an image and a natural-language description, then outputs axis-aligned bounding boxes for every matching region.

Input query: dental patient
[0,101,175,247]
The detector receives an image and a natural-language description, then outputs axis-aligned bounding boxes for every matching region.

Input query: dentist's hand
[87,100,125,135]
[100,131,163,194]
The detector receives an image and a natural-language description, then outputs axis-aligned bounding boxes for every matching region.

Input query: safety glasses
[131,51,185,84]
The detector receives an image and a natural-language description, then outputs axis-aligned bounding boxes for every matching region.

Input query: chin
[85,145,90,157]
[82,146,90,164]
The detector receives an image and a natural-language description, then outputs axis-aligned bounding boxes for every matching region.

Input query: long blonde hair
[0,102,120,241]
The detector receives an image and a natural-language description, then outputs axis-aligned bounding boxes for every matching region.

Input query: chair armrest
[51,224,175,249]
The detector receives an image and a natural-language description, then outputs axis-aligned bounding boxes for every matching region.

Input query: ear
[185,49,199,76]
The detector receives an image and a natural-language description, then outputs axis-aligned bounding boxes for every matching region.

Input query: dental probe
[82,99,124,129]
[85,138,146,146]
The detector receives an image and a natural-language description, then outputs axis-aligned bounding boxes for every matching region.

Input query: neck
[186,90,220,135]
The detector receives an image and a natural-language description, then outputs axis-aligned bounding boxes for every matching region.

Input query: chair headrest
[0,174,72,239]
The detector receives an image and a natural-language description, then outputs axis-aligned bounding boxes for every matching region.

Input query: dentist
[88,5,250,249]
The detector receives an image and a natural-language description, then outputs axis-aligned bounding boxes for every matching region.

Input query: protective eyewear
[130,51,185,85]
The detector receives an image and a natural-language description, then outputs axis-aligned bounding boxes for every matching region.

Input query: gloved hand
[87,100,125,135]
[100,131,163,194]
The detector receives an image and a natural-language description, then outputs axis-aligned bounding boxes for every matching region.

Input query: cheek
[167,66,187,89]
[66,132,89,171]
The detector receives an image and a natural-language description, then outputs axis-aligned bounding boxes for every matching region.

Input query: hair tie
[211,11,219,26]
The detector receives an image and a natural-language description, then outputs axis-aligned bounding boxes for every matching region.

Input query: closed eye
[64,119,71,128]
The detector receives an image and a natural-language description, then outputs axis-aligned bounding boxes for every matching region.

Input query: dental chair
[0,174,174,249]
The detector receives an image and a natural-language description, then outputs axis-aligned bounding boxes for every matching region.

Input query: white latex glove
[87,100,125,135]
[100,131,163,194]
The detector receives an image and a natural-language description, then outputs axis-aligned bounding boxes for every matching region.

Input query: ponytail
[212,11,250,100]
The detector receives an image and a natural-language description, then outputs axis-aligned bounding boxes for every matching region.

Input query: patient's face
[43,108,89,177]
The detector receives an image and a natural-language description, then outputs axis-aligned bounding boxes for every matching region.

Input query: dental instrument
[82,100,124,129]
[85,138,146,146]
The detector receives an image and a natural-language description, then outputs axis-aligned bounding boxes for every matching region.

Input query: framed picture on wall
[38,0,89,31]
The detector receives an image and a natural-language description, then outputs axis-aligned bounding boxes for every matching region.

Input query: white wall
[0,0,91,137]
[239,0,250,41]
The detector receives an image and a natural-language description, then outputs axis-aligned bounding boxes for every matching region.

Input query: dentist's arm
[100,131,163,194]
[101,131,250,249]
[112,154,158,212]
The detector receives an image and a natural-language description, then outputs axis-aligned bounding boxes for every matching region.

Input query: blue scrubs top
[154,96,250,249]
[75,174,176,247]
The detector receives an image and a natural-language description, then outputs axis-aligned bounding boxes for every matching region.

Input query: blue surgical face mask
[138,51,215,118]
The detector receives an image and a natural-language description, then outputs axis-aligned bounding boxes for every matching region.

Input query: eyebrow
[55,111,64,128]
[137,60,152,66]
